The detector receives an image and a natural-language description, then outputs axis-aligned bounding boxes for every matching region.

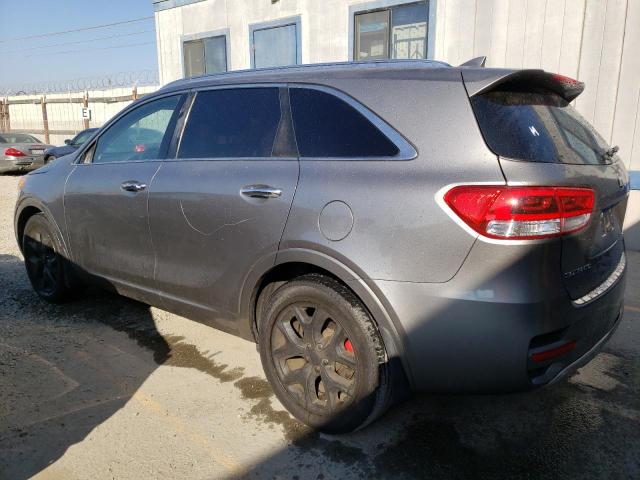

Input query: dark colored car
[44,128,98,163]
[14,61,629,433]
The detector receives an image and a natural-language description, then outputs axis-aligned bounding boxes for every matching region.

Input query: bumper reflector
[530,341,576,363]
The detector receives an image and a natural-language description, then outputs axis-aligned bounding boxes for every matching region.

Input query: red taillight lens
[4,147,25,157]
[444,186,595,240]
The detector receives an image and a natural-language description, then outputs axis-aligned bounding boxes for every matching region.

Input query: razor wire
[0,70,159,96]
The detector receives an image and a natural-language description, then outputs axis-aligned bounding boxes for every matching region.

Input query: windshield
[72,129,96,146]
[0,133,41,144]
[471,89,610,165]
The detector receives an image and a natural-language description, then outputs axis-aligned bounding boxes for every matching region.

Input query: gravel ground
[0,173,639,480]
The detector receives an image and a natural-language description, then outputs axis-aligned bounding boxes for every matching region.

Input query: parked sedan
[0,133,53,173]
[44,128,98,163]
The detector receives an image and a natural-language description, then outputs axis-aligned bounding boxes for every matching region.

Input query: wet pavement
[1,175,639,479]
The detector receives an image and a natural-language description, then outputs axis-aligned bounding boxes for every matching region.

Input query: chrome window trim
[288,83,417,161]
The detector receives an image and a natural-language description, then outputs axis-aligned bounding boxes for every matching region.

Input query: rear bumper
[0,157,45,173]
[545,307,622,387]
[374,242,626,393]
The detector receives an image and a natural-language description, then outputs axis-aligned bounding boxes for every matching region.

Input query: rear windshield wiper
[602,145,619,163]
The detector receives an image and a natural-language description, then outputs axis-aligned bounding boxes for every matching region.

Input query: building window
[251,18,301,68]
[355,1,429,61]
[183,35,227,77]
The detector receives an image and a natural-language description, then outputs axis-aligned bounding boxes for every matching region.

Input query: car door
[148,86,299,333]
[64,93,186,303]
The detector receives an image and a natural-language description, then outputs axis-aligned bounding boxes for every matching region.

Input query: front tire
[22,214,73,303]
[258,274,392,433]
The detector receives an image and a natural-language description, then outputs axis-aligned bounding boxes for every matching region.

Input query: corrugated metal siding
[433,0,639,171]
[155,0,639,171]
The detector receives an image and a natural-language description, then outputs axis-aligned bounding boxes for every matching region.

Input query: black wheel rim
[270,302,357,414]
[24,229,59,296]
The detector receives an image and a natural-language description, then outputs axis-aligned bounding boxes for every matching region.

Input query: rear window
[0,133,41,144]
[290,88,399,158]
[179,88,281,158]
[471,89,609,164]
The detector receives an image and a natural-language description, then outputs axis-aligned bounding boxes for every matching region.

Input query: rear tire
[258,274,392,433]
[22,214,74,303]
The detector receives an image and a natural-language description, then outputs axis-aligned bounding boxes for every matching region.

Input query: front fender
[14,195,70,260]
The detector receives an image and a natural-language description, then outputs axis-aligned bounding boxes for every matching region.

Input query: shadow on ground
[1,251,639,479]
[0,252,248,479]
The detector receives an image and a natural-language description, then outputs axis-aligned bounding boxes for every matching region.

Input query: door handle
[240,185,282,199]
[120,180,147,193]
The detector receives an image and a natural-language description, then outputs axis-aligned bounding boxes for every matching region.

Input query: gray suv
[14,61,629,433]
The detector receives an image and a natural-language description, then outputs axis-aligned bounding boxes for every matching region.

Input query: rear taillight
[551,73,580,86]
[443,185,595,240]
[4,147,25,157]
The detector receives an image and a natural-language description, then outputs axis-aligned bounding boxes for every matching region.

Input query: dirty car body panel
[14,60,628,395]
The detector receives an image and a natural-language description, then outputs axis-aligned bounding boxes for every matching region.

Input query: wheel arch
[240,248,412,385]
[15,199,69,259]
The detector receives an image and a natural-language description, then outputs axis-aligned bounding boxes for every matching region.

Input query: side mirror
[64,139,72,145]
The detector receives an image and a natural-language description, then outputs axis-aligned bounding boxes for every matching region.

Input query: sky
[0,0,158,93]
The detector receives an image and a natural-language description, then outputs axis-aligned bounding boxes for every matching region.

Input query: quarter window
[178,88,282,158]
[355,1,429,61]
[289,88,399,158]
[92,95,183,164]
[183,35,227,77]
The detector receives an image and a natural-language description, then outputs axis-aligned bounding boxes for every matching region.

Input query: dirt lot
[1,174,639,480]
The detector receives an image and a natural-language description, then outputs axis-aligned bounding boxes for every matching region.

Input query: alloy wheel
[24,229,59,296]
[270,302,357,414]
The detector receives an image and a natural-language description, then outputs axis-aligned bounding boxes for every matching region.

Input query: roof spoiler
[459,56,486,68]
[462,69,585,102]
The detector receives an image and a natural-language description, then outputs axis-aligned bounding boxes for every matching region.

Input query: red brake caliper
[344,339,354,354]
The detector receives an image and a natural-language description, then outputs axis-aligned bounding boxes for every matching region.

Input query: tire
[258,274,392,433]
[22,213,73,303]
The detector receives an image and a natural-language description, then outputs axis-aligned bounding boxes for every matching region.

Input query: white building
[153,0,640,247]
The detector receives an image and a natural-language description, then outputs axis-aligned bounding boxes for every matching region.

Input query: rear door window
[289,88,399,158]
[178,88,281,158]
[471,90,609,164]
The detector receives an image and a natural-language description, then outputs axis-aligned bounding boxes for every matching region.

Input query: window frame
[77,92,188,165]
[288,83,417,161]
[249,16,302,69]
[350,0,435,62]
[181,29,230,78]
